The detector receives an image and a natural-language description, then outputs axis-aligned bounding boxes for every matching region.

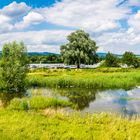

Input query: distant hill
[97,53,107,59]
[28,52,59,56]
[0,51,140,58]
[96,53,140,59]
[0,51,59,56]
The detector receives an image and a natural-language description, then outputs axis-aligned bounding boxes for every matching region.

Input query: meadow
[28,68,140,89]
[1,68,140,139]
[0,109,140,140]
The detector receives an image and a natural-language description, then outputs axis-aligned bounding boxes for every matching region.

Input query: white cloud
[40,0,130,32]
[0,15,13,33]
[0,1,31,17]
[0,23,13,33]
[96,28,140,54]
[0,30,72,53]
[128,0,140,6]
[0,0,140,54]
[0,15,11,24]
[0,1,31,33]
[24,12,45,24]
[27,44,60,53]
[15,12,45,29]
[128,10,140,32]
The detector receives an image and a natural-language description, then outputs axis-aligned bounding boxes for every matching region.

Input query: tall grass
[28,68,140,89]
[0,110,140,140]
[8,97,71,110]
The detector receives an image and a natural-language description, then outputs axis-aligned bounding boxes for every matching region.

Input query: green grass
[27,68,140,89]
[0,109,140,140]
[8,97,71,110]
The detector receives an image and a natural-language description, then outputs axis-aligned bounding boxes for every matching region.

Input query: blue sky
[0,0,140,54]
[0,0,58,8]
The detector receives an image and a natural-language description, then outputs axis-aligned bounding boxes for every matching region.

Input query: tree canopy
[60,30,99,68]
[105,52,119,67]
[122,52,139,68]
[0,42,28,94]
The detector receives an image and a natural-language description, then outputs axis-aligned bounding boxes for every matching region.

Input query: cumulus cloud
[0,1,31,33]
[0,0,140,53]
[0,15,13,33]
[0,15,11,24]
[128,10,140,32]
[15,12,45,29]
[24,12,45,24]
[40,0,130,32]
[128,0,140,6]
[96,28,140,54]
[0,1,31,17]
[0,30,72,53]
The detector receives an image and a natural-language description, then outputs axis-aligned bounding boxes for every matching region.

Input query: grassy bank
[7,97,72,110]
[0,109,140,140]
[28,68,140,89]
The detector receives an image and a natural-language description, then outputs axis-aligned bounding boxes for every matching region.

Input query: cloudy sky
[0,0,140,54]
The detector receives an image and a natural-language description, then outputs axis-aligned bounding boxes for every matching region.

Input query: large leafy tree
[0,42,28,94]
[122,52,139,68]
[60,30,98,68]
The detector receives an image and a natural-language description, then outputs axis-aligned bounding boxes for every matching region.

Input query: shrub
[0,42,28,94]
[105,52,119,67]
[122,51,139,68]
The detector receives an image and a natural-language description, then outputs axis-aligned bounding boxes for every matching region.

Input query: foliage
[105,52,119,67]
[61,30,99,68]
[29,54,63,64]
[0,42,28,94]
[122,51,139,68]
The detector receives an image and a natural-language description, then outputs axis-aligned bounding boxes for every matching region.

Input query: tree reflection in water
[0,93,24,107]
[56,88,97,110]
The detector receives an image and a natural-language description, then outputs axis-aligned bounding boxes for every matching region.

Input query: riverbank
[0,109,140,140]
[28,68,140,89]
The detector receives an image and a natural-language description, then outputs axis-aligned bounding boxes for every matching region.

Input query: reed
[28,68,140,89]
[8,97,71,110]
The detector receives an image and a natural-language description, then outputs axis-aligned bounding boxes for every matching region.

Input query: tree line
[104,52,140,68]
[21,30,140,69]
[28,55,63,64]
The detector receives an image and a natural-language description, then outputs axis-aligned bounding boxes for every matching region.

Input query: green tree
[105,52,119,67]
[1,42,28,94]
[122,52,139,68]
[60,30,98,68]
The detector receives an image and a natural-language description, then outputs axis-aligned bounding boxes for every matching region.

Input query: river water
[27,87,140,116]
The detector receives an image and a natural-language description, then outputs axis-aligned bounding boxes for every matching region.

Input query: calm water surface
[1,87,140,116]
[28,87,140,116]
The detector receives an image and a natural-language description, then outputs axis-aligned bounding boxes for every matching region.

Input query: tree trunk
[77,58,80,68]
[77,63,80,68]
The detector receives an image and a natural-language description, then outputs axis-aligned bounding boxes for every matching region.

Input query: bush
[105,52,119,67]
[122,52,139,68]
[0,42,28,93]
